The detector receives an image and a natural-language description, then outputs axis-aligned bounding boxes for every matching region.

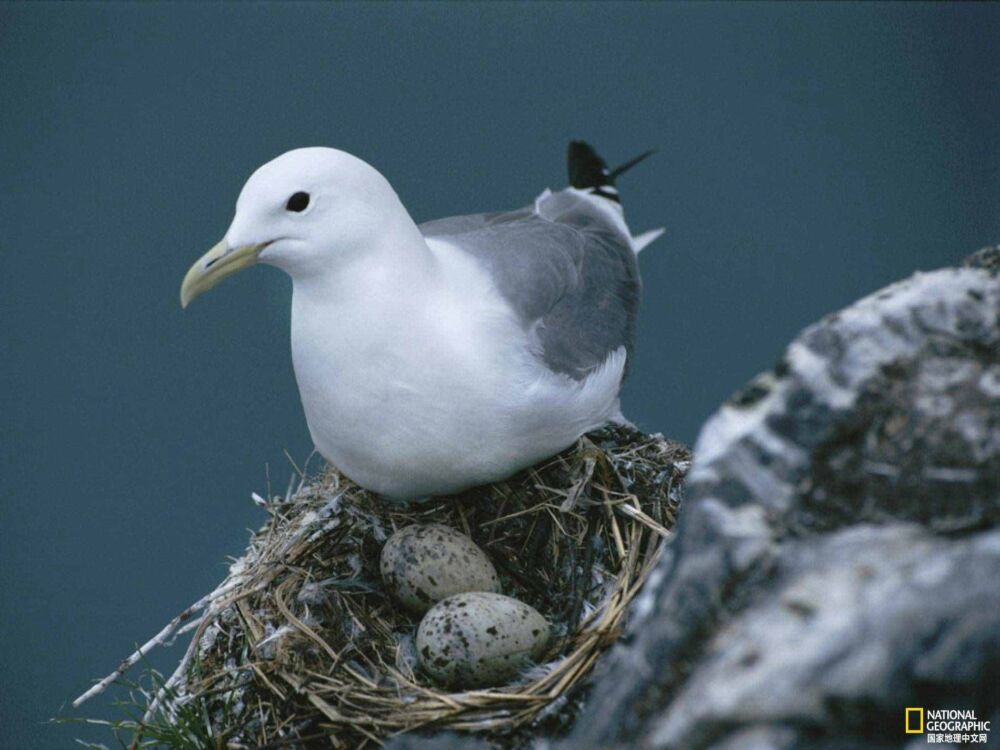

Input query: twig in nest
[72,576,245,708]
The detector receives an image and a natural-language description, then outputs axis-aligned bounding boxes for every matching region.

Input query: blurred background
[1,3,998,747]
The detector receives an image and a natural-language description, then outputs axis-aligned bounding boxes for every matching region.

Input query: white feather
[632,227,665,254]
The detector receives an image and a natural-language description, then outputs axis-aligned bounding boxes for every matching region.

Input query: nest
[96,426,688,748]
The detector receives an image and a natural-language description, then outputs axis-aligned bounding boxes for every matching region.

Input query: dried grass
[76,425,689,748]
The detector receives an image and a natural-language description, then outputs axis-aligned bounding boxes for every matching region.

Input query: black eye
[286,191,310,212]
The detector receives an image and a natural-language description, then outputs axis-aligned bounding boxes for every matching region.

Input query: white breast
[289,242,625,499]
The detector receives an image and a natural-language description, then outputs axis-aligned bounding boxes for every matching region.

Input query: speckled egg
[380,524,500,614]
[416,592,550,689]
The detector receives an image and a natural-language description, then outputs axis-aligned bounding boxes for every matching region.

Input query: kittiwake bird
[180,142,662,499]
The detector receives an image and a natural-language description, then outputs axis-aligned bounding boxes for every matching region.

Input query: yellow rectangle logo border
[905,707,924,734]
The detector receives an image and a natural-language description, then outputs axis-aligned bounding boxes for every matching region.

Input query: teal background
[1,3,998,747]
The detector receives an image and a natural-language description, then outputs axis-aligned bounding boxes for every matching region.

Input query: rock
[381,524,501,614]
[566,252,1000,748]
[633,526,1000,749]
[963,244,1000,274]
[416,592,550,689]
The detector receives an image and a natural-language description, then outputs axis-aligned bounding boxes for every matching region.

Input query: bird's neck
[288,212,444,409]
[290,207,437,303]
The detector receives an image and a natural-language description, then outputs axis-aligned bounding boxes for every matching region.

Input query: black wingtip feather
[567,141,612,190]
[609,148,657,179]
[567,141,655,204]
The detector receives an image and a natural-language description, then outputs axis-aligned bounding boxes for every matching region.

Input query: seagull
[180,142,662,499]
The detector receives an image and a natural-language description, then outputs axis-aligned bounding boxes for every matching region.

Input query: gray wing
[420,191,640,381]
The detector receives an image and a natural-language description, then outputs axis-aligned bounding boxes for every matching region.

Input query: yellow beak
[180,239,268,308]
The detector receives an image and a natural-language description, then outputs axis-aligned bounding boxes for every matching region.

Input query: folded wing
[420,189,641,381]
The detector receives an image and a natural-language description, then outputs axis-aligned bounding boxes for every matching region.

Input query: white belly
[288,257,625,499]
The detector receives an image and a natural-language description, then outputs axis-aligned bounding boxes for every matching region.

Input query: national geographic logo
[905,707,991,744]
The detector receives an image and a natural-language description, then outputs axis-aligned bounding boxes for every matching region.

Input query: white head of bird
[180,147,426,307]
